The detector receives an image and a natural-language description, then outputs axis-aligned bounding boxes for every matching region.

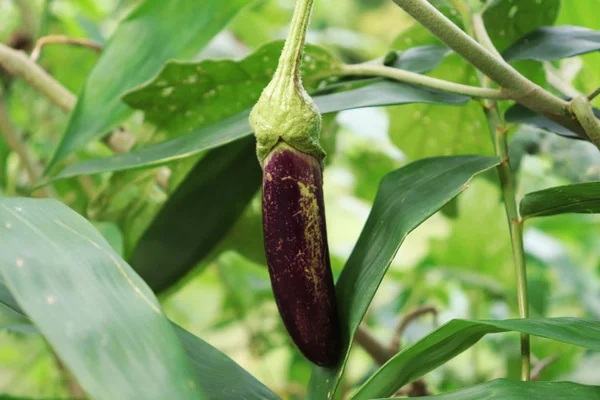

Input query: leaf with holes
[520,182,600,220]
[51,81,469,180]
[121,41,341,137]
[483,0,561,53]
[306,156,500,400]
[46,0,253,171]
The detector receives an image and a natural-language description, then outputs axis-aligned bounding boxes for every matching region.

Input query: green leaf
[520,182,600,219]
[307,156,501,399]
[0,201,280,400]
[174,324,281,400]
[122,41,341,136]
[0,198,203,400]
[352,317,600,399]
[46,0,252,171]
[503,26,600,62]
[51,81,469,180]
[384,45,451,73]
[388,53,493,159]
[130,137,261,292]
[375,379,600,399]
[505,103,592,141]
[482,0,560,53]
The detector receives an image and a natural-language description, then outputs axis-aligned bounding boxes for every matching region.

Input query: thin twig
[0,43,75,112]
[354,324,395,365]
[588,86,600,102]
[338,64,507,100]
[531,355,559,381]
[389,306,438,351]
[391,0,585,137]
[31,35,102,62]
[472,12,531,382]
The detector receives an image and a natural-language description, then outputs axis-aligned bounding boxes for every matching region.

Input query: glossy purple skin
[262,145,340,367]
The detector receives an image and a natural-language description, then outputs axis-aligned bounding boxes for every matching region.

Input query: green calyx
[249,0,325,164]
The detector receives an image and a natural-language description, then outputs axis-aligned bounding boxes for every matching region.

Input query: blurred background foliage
[0,0,599,398]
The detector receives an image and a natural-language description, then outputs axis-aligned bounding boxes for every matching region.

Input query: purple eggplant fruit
[262,143,340,366]
[249,0,340,367]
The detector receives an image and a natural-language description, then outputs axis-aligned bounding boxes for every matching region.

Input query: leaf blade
[520,182,600,219]
[307,155,501,399]
[52,81,469,180]
[0,198,202,400]
[375,379,600,400]
[47,0,252,170]
[353,317,600,400]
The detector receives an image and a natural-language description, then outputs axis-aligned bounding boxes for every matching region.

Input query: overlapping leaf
[52,81,469,181]
[482,0,560,53]
[130,138,261,292]
[376,379,600,399]
[0,198,202,399]
[47,0,253,170]
[307,156,500,399]
[520,182,600,219]
[353,318,600,399]
[503,26,600,62]
[0,200,280,400]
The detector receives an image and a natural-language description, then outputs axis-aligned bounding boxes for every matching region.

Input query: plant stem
[30,35,102,63]
[0,43,75,112]
[274,0,315,84]
[571,96,600,149]
[588,86,600,102]
[338,64,507,100]
[472,12,531,381]
[391,0,585,137]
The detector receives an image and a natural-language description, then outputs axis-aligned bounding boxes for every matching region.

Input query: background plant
[0,0,600,399]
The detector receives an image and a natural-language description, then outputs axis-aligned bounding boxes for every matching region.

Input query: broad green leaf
[352,317,600,399]
[307,155,501,400]
[51,81,469,180]
[503,26,600,62]
[505,103,590,141]
[0,213,280,400]
[47,0,252,170]
[121,41,341,136]
[0,198,203,400]
[173,324,281,400]
[482,0,560,53]
[376,379,600,399]
[388,54,493,159]
[520,182,600,219]
[130,138,261,292]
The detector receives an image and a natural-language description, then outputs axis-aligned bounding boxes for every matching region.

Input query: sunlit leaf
[482,0,560,53]
[51,81,469,180]
[0,198,202,399]
[47,0,253,170]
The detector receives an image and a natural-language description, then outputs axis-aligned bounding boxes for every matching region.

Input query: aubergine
[261,143,340,366]
[248,0,341,367]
